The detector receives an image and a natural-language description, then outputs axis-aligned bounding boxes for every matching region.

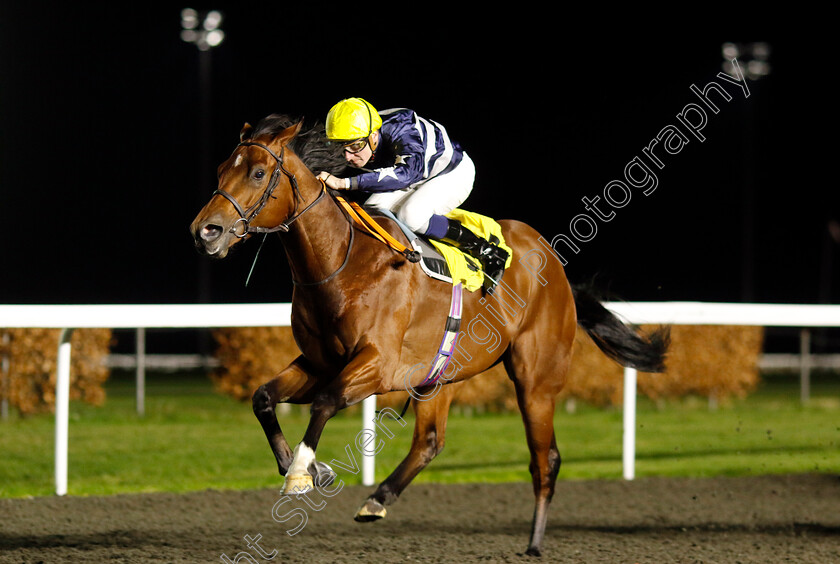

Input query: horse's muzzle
[199,223,223,244]
[191,219,230,258]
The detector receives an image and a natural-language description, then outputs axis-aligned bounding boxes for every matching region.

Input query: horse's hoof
[309,460,337,488]
[282,474,313,495]
[354,499,387,522]
[524,546,542,557]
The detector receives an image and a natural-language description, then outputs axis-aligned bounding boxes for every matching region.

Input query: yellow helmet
[326,97,382,141]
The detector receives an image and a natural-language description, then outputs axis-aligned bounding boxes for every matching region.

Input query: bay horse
[189,115,668,557]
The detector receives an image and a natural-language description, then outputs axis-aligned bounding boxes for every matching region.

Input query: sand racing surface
[2,474,839,563]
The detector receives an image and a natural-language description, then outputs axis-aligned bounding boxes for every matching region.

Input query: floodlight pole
[721,42,771,303]
[182,9,225,359]
[197,47,213,307]
[181,9,225,306]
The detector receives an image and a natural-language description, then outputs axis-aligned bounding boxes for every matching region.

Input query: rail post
[55,328,74,496]
[136,328,146,416]
[800,328,811,404]
[362,396,376,486]
[622,367,637,480]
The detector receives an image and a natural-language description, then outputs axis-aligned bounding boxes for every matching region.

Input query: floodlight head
[203,10,222,30]
[180,8,225,51]
[721,41,772,80]
[181,8,198,29]
[205,30,225,48]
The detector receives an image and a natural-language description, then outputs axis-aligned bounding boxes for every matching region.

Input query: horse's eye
[253,169,266,181]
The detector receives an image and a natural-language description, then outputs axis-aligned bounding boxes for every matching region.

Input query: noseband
[213,141,327,237]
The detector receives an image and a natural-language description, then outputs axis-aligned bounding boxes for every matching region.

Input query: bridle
[212,141,327,237]
[212,139,352,287]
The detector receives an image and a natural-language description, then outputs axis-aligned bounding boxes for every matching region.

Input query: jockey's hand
[317,171,350,190]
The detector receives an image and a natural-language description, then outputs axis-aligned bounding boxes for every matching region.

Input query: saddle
[332,195,515,390]
[333,194,511,293]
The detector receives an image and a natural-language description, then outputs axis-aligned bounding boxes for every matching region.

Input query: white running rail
[1,301,839,494]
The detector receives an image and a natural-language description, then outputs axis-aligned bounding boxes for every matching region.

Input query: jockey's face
[344,130,379,168]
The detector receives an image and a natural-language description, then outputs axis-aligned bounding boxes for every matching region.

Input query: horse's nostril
[201,224,223,242]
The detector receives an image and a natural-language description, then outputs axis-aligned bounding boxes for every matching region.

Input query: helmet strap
[369,130,380,157]
[358,99,378,159]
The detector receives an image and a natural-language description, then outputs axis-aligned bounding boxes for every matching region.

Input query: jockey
[317,97,508,288]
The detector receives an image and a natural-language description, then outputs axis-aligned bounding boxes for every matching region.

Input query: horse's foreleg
[355,384,456,522]
[283,347,383,495]
[252,356,320,477]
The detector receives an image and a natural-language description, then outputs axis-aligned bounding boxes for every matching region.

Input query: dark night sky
[1,7,837,311]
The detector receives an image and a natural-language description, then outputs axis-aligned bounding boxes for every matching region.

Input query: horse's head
[190,119,305,258]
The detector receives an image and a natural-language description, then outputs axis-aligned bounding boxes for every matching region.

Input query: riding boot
[443,218,509,290]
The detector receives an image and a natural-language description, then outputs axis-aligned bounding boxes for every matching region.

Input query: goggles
[341,137,370,154]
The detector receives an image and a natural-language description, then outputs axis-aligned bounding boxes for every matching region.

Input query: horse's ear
[276,118,304,145]
[239,123,253,142]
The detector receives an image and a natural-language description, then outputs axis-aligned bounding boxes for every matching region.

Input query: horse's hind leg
[355,384,456,521]
[504,330,572,557]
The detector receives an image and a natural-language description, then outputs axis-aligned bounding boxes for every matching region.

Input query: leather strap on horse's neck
[214,141,329,237]
[333,194,420,263]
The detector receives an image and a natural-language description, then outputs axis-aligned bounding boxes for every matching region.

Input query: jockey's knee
[396,207,430,233]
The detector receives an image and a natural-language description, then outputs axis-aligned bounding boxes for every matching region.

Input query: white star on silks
[377,155,410,182]
[377,167,399,182]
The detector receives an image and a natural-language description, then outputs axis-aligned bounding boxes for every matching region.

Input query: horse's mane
[245,113,348,176]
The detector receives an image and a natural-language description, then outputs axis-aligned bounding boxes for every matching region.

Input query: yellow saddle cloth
[429,209,513,293]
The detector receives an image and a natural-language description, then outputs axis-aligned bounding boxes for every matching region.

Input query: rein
[333,195,421,263]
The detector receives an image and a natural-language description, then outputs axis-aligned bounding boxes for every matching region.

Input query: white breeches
[363,153,475,232]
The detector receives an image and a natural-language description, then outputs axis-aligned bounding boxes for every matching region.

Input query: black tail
[572,284,670,373]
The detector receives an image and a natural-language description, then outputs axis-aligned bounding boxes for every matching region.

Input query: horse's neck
[281,178,351,286]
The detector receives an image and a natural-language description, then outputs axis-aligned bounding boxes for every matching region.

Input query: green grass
[0,371,838,498]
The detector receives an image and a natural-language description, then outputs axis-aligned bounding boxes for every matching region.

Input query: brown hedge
[211,324,764,410]
[637,324,764,406]
[211,327,302,401]
[0,329,112,415]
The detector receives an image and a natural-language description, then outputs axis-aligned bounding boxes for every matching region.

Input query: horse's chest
[291,311,359,363]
